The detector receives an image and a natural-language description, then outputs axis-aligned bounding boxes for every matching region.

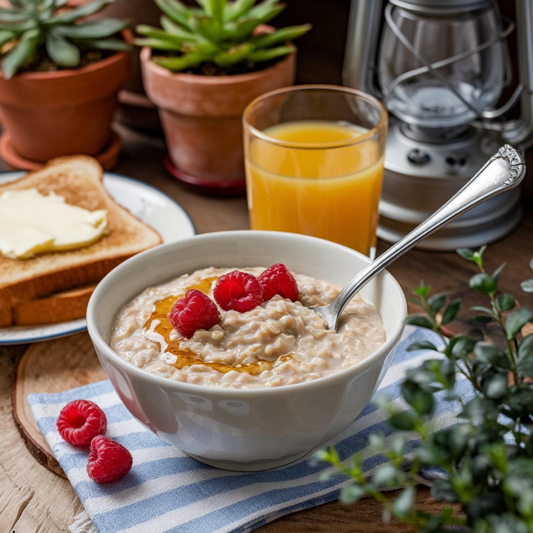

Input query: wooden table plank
[1,124,532,533]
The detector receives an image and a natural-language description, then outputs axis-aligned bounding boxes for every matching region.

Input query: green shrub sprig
[319,247,533,533]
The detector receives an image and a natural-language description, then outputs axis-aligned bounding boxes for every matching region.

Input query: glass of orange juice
[243,85,388,256]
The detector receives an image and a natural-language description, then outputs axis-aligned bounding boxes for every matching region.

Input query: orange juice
[245,120,384,255]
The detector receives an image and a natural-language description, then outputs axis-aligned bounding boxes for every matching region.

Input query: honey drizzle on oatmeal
[143,276,292,375]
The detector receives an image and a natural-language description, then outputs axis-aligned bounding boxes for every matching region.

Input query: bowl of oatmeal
[87,231,406,471]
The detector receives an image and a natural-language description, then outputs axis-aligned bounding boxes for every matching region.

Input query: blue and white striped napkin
[28,326,465,533]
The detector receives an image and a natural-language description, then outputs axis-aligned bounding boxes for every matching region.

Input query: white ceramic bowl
[87,231,406,471]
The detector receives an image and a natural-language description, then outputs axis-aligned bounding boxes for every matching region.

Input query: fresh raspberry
[258,264,299,302]
[87,435,132,483]
[169,289,220,338]
[57,400,107,447]
[213,271,264,313]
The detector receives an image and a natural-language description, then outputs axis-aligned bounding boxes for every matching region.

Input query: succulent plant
[0,0,131,79]
[136,0,311,73]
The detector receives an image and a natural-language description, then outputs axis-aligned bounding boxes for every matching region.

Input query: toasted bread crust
[14,285,95,326]
[1,255,129,308]
[0,156,162,308]
[0,305,12,327]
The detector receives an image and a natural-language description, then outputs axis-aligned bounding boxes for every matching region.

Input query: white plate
[0,172,196,345]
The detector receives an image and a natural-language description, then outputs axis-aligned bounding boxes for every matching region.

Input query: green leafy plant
[135,0,311,73]
[0,0,130,79]
[319,247,533,533]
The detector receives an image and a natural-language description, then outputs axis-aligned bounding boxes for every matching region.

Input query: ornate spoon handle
[314,145,526,331]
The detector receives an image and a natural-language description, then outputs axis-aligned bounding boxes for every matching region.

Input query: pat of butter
[0,188,108,259]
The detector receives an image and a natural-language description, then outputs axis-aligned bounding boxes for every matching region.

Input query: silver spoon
[313,145,526,331]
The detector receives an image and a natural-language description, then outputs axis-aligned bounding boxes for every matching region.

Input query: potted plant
[137,0,310,195]
[0,0,132,170]
[59,0,164,131]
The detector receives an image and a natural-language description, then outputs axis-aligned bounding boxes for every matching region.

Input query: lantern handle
[383,3,515,122]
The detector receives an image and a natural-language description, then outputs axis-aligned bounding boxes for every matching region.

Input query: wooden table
[2,125,533,533]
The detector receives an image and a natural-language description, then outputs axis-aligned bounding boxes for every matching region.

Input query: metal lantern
[344,0,533,249]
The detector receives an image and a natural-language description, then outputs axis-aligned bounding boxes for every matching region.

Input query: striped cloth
[28,326,466,533]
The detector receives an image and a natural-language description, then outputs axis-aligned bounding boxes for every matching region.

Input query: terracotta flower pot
[0,33,132,163]
[140,46,296,193]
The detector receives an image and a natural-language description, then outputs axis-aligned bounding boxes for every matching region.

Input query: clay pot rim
[0,29,133,82]
[139,46,295,86]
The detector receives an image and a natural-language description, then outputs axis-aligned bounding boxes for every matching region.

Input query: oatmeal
[111,267,386,389]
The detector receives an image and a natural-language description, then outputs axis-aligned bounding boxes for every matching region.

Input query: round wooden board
[13,332,106,478]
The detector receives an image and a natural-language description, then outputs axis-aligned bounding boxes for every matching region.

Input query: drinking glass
[243,85,388,256]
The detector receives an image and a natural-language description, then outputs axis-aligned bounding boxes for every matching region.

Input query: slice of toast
[0,156,162,309]
[12,284,95,326]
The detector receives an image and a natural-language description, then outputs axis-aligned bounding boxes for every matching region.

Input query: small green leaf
[224,3,285,41]
[0,30,16,47]
[492,262,506,282]
[252,24,311,48]
[496,294,516,312]
[191,15,223,42]
[521,279,533,293]
[405,315,434,329]
[2,28,40,79]
[482,372,508,399]
[431,479,457,502]
[469,273,497,294]
[389,411,416,431]
[450,336,476,359]
[134,38,182,51]
[518,334,533,376]
[414,283,430,298]
[339,484,365,505]
[506,384,533,418]
[0,10,29,22]
[77,37,131,51]
[247,0,281,18]
[368,433,385,450]
[48,0,112,24]
[506,307,533,340]
[152,52,203,71]
[224,0,256,22]
[393,486,415,518]
[136,24,185,45]
[372,464,402,487]
[314,449,331,463]
[160,16,198,40]
[470,305,496,316]
[154,0,193,31]
[472,245,487,268]
[427,292,446,316]
[401,380,435,415]
[457,248,475,261]
[213,42,253,67]
[46,32,80,67]
[207,0,226,21]
[441,299,461,325]
[406,340,438,352]
[54,19,129,39]
[474,342,512,370]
